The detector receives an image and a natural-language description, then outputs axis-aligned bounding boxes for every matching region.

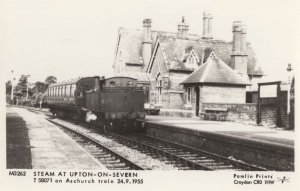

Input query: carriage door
[195,87,200,116]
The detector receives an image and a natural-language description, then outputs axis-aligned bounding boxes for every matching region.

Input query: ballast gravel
[49,118,178,170]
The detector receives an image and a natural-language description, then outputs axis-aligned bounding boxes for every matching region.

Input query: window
[70,85,72,97]
[71,84,76,97]
[187,87,192,103]
[128,81,133,86]
[156,79,162,103]
[66,85,70,97]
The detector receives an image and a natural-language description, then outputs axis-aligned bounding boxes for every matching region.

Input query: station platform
[139,115,295,171]
[143,115,294,147]
[6,107,106,169]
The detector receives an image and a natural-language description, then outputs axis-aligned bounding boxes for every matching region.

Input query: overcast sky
[0,0,299,83]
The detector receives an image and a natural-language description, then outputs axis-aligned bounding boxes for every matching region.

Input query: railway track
[104,133,267,171]
[47,119,145,170]
[26,107,267,171]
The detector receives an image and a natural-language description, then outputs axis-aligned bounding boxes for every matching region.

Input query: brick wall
[261,106,276,126]
[261,105,288,127]
[169,72,189,91]
[260,91,288,127]
[201,103,257,123]
[201,85,246,103]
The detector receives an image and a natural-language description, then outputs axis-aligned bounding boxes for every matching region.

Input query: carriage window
[109,81,115,87]
[73,85,76,96]
[66,85,70,96]
[71,85,76,97]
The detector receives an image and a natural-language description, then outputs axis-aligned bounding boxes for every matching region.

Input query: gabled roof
[156,34,258,74]
[114,27,263,75]
[181,52,249,85]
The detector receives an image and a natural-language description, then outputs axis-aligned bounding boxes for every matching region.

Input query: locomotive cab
[75,77,100,108]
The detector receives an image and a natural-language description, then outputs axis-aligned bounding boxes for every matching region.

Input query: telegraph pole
[10,70,15,104]
[26,75,31,100]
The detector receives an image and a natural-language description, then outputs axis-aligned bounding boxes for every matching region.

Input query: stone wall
[201,85,246,103]
[201,103,257,123]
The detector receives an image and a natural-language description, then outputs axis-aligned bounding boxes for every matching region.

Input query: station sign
[260,84,277,98]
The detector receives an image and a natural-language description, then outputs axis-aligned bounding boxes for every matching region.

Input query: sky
[0,0,299,83]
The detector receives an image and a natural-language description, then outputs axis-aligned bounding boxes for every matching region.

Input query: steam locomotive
[45,76,145,132]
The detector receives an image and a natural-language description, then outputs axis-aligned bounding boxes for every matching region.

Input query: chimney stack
[230,21,248,76]
[178,16,189,39]
[142,19,152,66]
[202,12,213,39]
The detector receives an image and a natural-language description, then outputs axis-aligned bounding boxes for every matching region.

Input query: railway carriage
[45,76,145,132]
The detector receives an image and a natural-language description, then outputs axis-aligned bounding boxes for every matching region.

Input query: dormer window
[188,56,196,65]
[183,49,199,67]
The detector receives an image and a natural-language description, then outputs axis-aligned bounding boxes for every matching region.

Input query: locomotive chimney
[94,77,100,91]
[142,18,152,67]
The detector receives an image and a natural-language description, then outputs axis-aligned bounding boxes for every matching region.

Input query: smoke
[85,111,97,123]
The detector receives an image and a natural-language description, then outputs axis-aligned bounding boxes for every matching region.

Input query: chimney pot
[142,18,152,67]
[143,18,152,42]
[231,21,248,76]
[202,12,213,39]
[178,16,189,38]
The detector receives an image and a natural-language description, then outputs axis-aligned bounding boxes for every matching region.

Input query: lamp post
[286,63,293,129]
[286,63,293,114]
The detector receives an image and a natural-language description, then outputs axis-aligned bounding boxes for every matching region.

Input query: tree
[6,80,12,95]
[14,75,33,98]
[33,81,48,93]
[45,76,57,84]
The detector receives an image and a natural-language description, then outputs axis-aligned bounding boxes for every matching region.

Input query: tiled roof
[115,28,263,75]
[181,55,249,85]
[113,71,150,83]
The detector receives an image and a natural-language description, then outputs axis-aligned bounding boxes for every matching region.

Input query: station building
[113,12,264,116]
